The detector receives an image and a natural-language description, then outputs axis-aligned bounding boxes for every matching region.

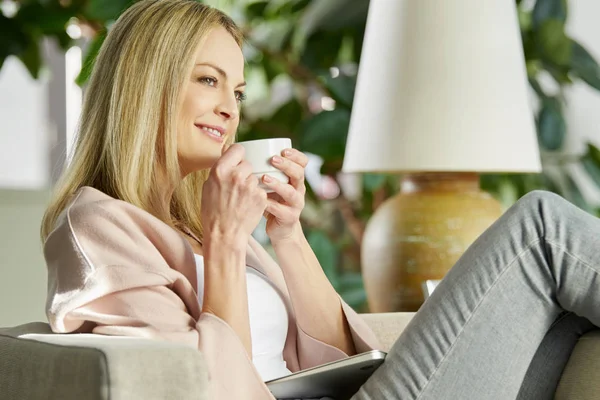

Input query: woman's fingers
[282,148,309,168]
[271,150,307,191]
[262,175,303,207]
[265,198,293,219]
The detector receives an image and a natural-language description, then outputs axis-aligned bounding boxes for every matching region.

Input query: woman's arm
[200,144,270,357]
[271,223,356,356]
[202,234,253,356]
[260,148,356,355]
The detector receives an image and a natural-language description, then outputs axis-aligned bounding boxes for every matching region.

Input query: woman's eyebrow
[195,62,246,88]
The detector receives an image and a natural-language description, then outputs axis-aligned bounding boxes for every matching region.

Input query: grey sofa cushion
[3,315,600,400]
[360,312,415,351]
[0,322,208,400]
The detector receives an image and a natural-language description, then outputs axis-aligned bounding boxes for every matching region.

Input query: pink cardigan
[44,187,381,399]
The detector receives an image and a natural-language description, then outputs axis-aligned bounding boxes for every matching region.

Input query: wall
[0,41,66,326]
[0,58,51,189]
[0,189,50,326]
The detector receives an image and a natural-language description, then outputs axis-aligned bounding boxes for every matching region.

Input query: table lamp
[342,0,542,312]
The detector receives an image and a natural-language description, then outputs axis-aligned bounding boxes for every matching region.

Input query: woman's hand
[202,144,268,247]
[261,148,309,242]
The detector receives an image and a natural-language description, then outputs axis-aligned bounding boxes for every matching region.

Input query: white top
[194,254,292,382]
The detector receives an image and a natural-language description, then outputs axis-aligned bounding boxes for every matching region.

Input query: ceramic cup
[238,138,292,192]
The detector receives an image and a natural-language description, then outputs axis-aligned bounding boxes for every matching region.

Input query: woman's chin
[179,156,220,177]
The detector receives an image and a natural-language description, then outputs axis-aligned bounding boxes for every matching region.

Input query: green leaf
[261,56,286,82]
[528,77,546,98]
[537,97,566,151]
[338,272,364,291]
[84,0,131,22]
[290,0,312,13]
[52,31,73,51]
[564,172,591,212]
[245,1,269,19]
[271,0,312,16]
[336,272,366,309]
[319,161,345,176]
[544,63,572,84]
[298,0,368,33]
[300,31,343,70]
[351,23,367,64]
[582,156,600,189]
[537,19,572,67]
[0,14,29,65]
[522,29,537,63]
[540,173,562,195]
[321,72,356,108]
[18,40,42,79]
[497,176,520,207]
[270,99,303,138]
[306,230,339,286]
[15,2,74,35]
[339,286,367,310]
[480,174,502,195]
[518,7,532,31]
[581,144,600,189]
[76,30,107,86]
[586,142,600,164]
[571,41,600,91]
[299,108,350,163]
[532,0,567,29]
[362,174,387,192]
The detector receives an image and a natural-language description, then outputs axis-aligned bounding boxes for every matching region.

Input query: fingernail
[272,156,282,164]
[263,175,273,183]
[283,149,292,157]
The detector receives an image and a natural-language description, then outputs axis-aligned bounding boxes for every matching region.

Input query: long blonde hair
[41,0,242,241]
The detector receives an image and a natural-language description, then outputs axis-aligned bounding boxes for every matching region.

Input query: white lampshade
[343,0,542,174]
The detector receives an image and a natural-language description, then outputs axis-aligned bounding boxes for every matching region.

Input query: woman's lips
[195,124,225,143]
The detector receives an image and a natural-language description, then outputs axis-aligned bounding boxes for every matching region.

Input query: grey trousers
[352,191,600,400]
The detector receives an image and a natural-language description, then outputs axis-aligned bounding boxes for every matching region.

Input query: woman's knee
[513,190,568,218]
[518,190,563,206]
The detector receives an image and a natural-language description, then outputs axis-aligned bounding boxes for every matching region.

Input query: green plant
[3,0,600,311]
[482,0,600,212]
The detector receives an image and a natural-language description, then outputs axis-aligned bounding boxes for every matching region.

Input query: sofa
[1,312,599,399]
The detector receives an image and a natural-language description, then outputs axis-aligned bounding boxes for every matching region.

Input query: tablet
[265,350,386,400]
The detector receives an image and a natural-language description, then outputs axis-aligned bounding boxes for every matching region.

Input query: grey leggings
[352,191,600,399]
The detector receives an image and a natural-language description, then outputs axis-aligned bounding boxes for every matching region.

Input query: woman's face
[177,27,245,176]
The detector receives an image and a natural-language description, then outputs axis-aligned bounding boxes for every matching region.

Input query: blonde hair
[41,0,243,241]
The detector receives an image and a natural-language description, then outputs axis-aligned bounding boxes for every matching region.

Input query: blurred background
[2,0,600,326]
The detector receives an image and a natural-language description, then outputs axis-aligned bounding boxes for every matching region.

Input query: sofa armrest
[360,312,415,352]
[0,323,208,400]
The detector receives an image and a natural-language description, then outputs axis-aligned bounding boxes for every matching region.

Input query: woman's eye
[198,76,217,86]
[235,91,247,103]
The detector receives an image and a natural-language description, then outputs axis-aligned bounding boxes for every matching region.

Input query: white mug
[238,138,292,192]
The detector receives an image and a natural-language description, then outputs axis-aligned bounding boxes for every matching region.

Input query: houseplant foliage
[3,0,600,311]
[484,0,600,212]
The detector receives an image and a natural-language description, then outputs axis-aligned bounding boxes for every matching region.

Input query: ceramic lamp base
[361,172,502,312]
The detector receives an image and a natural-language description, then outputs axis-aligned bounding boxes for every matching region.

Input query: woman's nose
[215,94,239,120]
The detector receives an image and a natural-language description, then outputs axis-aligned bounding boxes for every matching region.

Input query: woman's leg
[517,312,595,399]
[352,191,600,400]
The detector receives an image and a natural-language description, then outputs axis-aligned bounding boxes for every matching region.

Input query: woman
[42,1,599,399]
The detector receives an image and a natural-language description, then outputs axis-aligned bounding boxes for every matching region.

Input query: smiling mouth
[195,124,225,139]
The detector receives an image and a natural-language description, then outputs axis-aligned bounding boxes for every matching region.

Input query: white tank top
[194,254,292,382]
